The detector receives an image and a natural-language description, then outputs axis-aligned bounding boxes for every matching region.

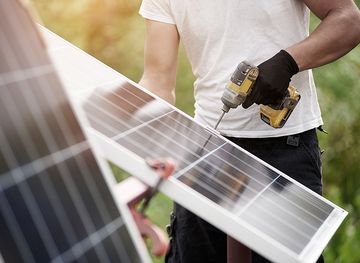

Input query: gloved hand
[242,50,299,109]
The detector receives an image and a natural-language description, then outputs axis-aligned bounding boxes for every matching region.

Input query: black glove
[242,50,299,109]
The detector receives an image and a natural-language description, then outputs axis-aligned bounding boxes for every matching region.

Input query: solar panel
[79,85,346,262]
[43,22,348,263]
[0,1,148,262]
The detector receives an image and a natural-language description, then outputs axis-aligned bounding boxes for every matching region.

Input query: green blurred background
[31,1,360,262]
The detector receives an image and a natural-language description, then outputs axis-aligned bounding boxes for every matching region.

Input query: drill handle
[269,86,298,110]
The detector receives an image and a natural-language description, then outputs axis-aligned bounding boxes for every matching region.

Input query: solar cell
[0,1,146,262]
[47,32,348,263]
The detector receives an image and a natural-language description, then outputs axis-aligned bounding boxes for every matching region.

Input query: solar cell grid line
[0,1,146,263]
[50,217,125,263]
[0,65,54,87]
[0,141,89,190]
[85,92,177,140]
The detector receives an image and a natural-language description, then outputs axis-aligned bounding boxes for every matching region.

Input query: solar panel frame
[43,28,348,263]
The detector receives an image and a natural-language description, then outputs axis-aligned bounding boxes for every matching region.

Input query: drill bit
[214,104,230,130]
[214,111,225,130]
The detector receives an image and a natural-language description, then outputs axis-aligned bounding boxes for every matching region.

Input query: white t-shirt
[139,0,323,138]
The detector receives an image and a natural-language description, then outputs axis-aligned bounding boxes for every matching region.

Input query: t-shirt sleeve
[139,0,175,24]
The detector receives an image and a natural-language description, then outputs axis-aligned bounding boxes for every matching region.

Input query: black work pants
[165,128,324,263]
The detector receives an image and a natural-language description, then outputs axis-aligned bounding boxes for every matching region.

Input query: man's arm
[139,19,180,104]
[286,0,360,71]
[243,0,360,108]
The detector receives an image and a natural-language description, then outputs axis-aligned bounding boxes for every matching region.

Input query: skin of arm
[139,19,180,104]
[286,0,360,71]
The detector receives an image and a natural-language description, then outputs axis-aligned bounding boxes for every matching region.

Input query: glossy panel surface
[83,79,336,255]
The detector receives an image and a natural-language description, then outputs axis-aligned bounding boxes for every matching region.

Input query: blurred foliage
[32,0,359,262]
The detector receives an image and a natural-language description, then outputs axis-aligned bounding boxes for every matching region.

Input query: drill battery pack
[260,86,300,128]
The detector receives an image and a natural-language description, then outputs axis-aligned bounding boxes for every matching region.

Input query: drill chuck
[221,61,259,110]
[222,104,230,113]
[221,88,246,110]
[215,61,259,129]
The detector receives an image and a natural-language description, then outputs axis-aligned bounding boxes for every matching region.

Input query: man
[138,1,360,262]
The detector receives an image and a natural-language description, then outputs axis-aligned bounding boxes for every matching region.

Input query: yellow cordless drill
[214,61,300,129]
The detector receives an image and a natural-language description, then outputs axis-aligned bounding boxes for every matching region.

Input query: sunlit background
[30,1,360,262]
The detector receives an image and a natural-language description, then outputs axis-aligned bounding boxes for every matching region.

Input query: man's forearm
[139,75,176,105]
[286,2,360,71]
[139,20,179,105]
